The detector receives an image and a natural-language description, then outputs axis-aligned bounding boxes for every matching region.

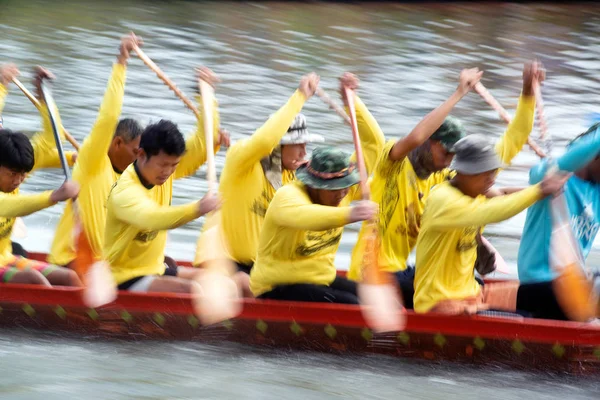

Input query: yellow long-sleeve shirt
[0,83,76,169]
[348,95,536,280]
[0,191,53,265]
[413,182,541,313]
[48,64,220,266]
[249,180,360,297]
[105,163,200,284]
[194,91,385,267]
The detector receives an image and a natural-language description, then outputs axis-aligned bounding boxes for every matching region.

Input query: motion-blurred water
[1,1,600,398]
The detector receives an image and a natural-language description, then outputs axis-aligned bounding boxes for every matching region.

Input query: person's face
[0,166,27,193]
[281,144,307,170]
[430,140,455,171]
[137,150,182,186]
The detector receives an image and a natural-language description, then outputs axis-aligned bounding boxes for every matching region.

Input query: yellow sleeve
[494,95,535,164]
[0,84,7,116]
[427,184,541,230]
[111,187,199,231]
[0,191,53,218]
[78,63,126,177]
[347,95,386,175]
[173,95,221,179]
[270,186,351,230]
[226,90,307,172]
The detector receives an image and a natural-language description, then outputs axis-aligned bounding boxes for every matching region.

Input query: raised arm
[226,73,318,172]
[388,68,482,161]
[77,34,139,177]
[494,62,541,164]
[0,64,19,117]
[340,73,385,175]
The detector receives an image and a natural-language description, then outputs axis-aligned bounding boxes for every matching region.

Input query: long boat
[0,253,599,374]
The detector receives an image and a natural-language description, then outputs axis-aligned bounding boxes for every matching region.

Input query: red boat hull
[0,253,598,373]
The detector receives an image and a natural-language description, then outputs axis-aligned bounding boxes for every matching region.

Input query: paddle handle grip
[474,82,545,158]
[316,87,351,125]
[345,87,370,200]
[12,77,80,150]
[133,45,202,121]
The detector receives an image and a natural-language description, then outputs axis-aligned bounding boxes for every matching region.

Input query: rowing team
[0,33,598,324]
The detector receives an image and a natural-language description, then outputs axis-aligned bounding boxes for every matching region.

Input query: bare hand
[117,32,143,65]
[540,171,571,198]
[349,200,378,223]
[217,128,230,148]
[339,72,359,107]
[522,60,545,96]
[198,192,221,216]
[32,66,56,100]
[298,72,320,99]
[196,66,220,89]
[457,68,483,96]
[0,63,20,86]
[50,180,80,203]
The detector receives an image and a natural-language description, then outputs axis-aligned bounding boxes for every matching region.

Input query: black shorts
[117,264,178,291]
[258,276,359,305]
[236,262,253,275]
[516,281,568,321]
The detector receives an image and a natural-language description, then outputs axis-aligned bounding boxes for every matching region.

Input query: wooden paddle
[39,79,116,308]
[532,78,598,321]
[316,87,351,125]
[345,87,405,333]
[474,82,545,158]
[12,77,80,150]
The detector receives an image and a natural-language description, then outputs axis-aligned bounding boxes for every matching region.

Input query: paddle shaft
[133,45,202,120]
[344,87,370,200]
[316,87,351,125]
[12,78,80,151]
[474,82,545,158]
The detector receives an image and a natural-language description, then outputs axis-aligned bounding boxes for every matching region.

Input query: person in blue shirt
[517,122,600,320]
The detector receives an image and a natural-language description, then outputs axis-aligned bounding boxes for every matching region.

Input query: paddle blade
[549,194,598,321]
[11,217,27,239]
[193,212,242,325]
[357,222,405,333]
[73,222,117,308]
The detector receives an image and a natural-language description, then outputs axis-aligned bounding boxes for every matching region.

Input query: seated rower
[0,129,81,286]
[1,63,77,258]
[104,119,220,293]
[249,147,378,304]
[517,122,600,320]
[348,62,540,309]
[194,73,384,298]
[413,134,567,315]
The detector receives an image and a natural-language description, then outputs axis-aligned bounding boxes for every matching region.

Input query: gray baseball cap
[450,134,504,175]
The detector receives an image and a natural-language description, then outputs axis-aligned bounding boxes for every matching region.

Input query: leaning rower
[348,62,540,309]
[413,135,568,314]
[104,113,221,293]
[249,147,378,304]
[0,129,81,286]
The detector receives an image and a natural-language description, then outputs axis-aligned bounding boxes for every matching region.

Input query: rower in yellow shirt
[104,114,221,293]
[194,72,384,297]
[348,62,541,308]
[0,129,81,286]
[414,134,569,314]
[0,64,77,258]
[249,146,378,303]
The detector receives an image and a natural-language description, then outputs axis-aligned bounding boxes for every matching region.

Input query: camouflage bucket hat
[296,146,360,190]
[430,116,466,151]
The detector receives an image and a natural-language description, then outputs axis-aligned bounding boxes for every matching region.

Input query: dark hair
[0,129,35,173]
[114,118,143,143]
[139,119,186,159]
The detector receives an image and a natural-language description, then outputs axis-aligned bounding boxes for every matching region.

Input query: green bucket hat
[430,116,466,151]
[296,146,360,190]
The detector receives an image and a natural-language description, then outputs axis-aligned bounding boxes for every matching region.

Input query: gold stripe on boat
[256,320,268,335]
[324,324,337,340]
[187,315,199,329]
[552,343,565,358]
[87,309,99,321]
[54,306,66,320]
[152,312,165,327]
[22,304,35,317]
[434,333,447,348]
[397,332,410,345]
[222,319,233,330]
[290,321,303,336]
[120,310,132,323]
[473,336,485,351]
[361,327,373,342]
[512,339,525,355]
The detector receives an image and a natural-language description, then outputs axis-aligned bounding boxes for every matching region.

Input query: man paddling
[517,122,600,320]
[347,63,541,308]
[249,147,378,303]
[194,72,384,296]
[0,129,81,286]
[413,135,568,314]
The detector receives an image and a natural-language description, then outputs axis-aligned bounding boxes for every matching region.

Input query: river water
[1,0,600,398]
